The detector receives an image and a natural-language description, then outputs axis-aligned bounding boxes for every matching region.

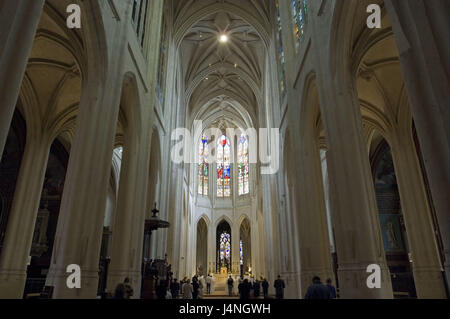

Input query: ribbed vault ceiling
[177,1,270,129]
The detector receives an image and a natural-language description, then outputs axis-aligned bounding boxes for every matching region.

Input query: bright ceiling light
[219,34,229,43]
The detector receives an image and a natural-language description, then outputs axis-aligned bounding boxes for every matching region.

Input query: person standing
[113,282,125,299]
[198,277,205,299]
[192,276,199,299]
[253,279,261,298]
[156,280,168,299]
[304,276,332,299]
[182,279,194,299]
[240,279,251,300]
[123,277,134,299]
[170,278,180,299]
[206,274,212,294]
[273,275,285,299]
[262,278,269,298]
[227,275,234,297]
[326,278,337,299]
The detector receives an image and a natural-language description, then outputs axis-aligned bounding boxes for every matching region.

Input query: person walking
[274,275,285,299]
[182,279,194,299]
[227,275,234,297]
[326,278,337,299]
[304,276,332,299]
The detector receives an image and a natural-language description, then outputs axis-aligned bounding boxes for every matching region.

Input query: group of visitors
[226,275,272,299]
[304,277,337,299]
[158,275,209,299]
[113,274,338,300]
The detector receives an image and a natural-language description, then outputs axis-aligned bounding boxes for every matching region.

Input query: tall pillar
[385,0,450,284]
[314,64,393,298]
[45,80,126,298]
[0,133,51,298]
[232,221,240,274]
[0,0,44,161]
[295,127,335,295]
[44,8,130,298]
[391,128,447,298]
[107,128,150,298]
[261,175,280,288]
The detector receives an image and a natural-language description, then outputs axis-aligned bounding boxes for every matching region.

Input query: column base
[280,271,301,298]
[413,266,447,299]
[45,268,99,299]
[0,270,27,299]
[337,263,393,299]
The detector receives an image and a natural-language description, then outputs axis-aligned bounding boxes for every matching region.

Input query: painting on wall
[379,214,405,253]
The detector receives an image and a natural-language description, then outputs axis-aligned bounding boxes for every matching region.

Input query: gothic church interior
[0,0,449,299]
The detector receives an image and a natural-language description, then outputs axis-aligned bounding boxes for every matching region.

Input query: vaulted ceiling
[174,0,272,129]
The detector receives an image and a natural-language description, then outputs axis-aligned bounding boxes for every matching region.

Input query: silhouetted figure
[304,276,332,299]
[227,275,234,297]
[156,280,168,299]
[274,275,285,299]
[239,279,251,300]
[253,280,261,298]
[170,279,180,299]
[326,278,337,299]
[113,282,126,299]
[192,276,199,299]
[262,278,269,298]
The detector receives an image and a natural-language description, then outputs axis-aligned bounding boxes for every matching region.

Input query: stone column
[107,125,150,298]
[0,133,51,298]
[261,175,280,288]
[232,221,240,274]
[391,127,447,298]
[385,0,450,284]
[0,0,44,161]
[44,5,130,298]
[314,64,393,299]
[295,127,335,295]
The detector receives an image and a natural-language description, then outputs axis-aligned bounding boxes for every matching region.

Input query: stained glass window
[217,135,231,197]
[291,0,308,52]
[198,135,209,196]
[238,135,249,195]
[220,232,231,264]
[275,0,287,98]
[240,240,244,265]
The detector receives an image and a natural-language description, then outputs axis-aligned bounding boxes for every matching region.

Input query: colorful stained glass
[217,135,231,197]
[198,135,209,196]
[240,240,244,265]
[220,232,231,263]
[291,0,308,52]
[238,135,249,195]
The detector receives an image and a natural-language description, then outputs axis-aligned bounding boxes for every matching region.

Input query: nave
[0,0,448,299]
